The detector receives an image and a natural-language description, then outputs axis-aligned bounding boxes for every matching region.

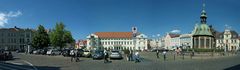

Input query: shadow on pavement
[224,64,240,70]
[36,66,61,70]
[0,62,61,70]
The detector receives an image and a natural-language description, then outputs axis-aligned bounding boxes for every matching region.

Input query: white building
[164,33,181,50]
[216,28,239,51]
[86,28,148,51]
[180,34,193,49]
[149,37,164,49]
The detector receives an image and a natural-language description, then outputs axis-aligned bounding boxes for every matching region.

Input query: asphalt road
[1,52,239,70]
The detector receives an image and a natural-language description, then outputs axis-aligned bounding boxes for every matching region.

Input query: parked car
[92,50,104,59]
[33,49,41,54]
[82,50,91,57]
[47,49,61,56]
[62,49,71,57]
[109,50,123,59]
[16,49,25,53]
[77,49,84,57]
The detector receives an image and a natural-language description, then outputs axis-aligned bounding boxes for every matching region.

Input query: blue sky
[0,0,239,40]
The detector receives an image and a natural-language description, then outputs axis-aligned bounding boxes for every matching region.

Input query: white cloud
[0,11,22,27]
[170,29,181,33]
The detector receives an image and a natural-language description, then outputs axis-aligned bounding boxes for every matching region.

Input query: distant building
[164,33,180,50]
[0,26,33,50]
[75,40,87,49]
[180,34,192,49]
[149,37,163,49]
[86,27,148,51]
[192,3,215,49]
[216,28,239,51]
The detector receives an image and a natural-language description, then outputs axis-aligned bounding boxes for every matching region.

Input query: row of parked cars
[29,48,123,60]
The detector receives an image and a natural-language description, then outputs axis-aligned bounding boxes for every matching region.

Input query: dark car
[92,50,104,59]
[62,49,71,57]
[77,49,84,57]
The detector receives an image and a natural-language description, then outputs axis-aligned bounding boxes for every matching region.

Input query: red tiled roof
[95,32,132,38]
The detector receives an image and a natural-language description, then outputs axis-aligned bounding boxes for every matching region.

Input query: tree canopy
[50,22,75,49]
[32,25,50,49]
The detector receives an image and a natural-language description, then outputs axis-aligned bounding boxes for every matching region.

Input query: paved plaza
[0,52,239,70]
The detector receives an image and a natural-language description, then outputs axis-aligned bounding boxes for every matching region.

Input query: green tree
[32,25,50,49]
[50,22,74,49]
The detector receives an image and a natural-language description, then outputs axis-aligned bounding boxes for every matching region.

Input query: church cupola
[200,3,207,24]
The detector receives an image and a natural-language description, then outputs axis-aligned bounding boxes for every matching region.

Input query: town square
[0,0,240,70]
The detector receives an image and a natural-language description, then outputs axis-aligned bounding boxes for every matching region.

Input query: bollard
[182,53,184,60]
[164,54,166,61]
[174,54,175,61]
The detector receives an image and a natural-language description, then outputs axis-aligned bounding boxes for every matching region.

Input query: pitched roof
[215,32,224,39]
[169,33,180,38]
[95,32,132,38]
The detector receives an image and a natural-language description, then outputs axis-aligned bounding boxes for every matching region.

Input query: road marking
[0,64,17,70]
[22,60,38,70]
[8,62,24,65]
[0,62,30,70]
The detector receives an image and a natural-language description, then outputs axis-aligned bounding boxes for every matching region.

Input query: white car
[82,50,91,57]
[47,49,61,55]
[109,51,123,59]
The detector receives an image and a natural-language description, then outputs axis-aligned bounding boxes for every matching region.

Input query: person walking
[104,49,110,63]
[74,49,80,62]
[156,50,159,58]
[70,50,75,62]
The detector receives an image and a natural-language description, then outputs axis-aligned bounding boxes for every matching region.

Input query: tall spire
[200,0,207,24]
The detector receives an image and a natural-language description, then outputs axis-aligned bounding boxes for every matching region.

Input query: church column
[198,37,201,48]
[209,37,212,49]
[204,37,206,49]
[194,38,196,48]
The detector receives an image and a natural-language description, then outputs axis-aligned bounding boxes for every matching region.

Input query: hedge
[182,48,224,52]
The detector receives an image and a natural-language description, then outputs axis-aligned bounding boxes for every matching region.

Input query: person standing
[163,50,167,61]
[129,50,133,61]
[134,51,140,63]
[156,50,159,58]
[126,50,130,61]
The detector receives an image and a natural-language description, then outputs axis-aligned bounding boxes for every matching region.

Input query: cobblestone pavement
[3,52,240,70]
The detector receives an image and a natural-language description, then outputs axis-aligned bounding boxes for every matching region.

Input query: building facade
[164,33,180,50]
[192,3,215,49]
[75,40,87,49]
[86,27,148,51]
[180,34,193,49]
[216,28,239,51]
[0,26,33,50]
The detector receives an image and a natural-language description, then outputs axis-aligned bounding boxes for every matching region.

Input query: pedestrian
[125,50,130,61]
[134,51,140,63]
[129,50,133,61]
[156,50,159,58]
[104,49,110,63]
[163,50,167,61]
[74,49,80,62]
[70,50,75,62]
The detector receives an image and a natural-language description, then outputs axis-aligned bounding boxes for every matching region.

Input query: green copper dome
[193,23,213,36]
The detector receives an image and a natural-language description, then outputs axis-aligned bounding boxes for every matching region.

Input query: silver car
[109,51,123,59]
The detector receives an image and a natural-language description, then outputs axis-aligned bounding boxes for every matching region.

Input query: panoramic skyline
[0,0,239,40]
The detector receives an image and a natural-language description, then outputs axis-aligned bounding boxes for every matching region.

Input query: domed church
[192,3,215,49]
